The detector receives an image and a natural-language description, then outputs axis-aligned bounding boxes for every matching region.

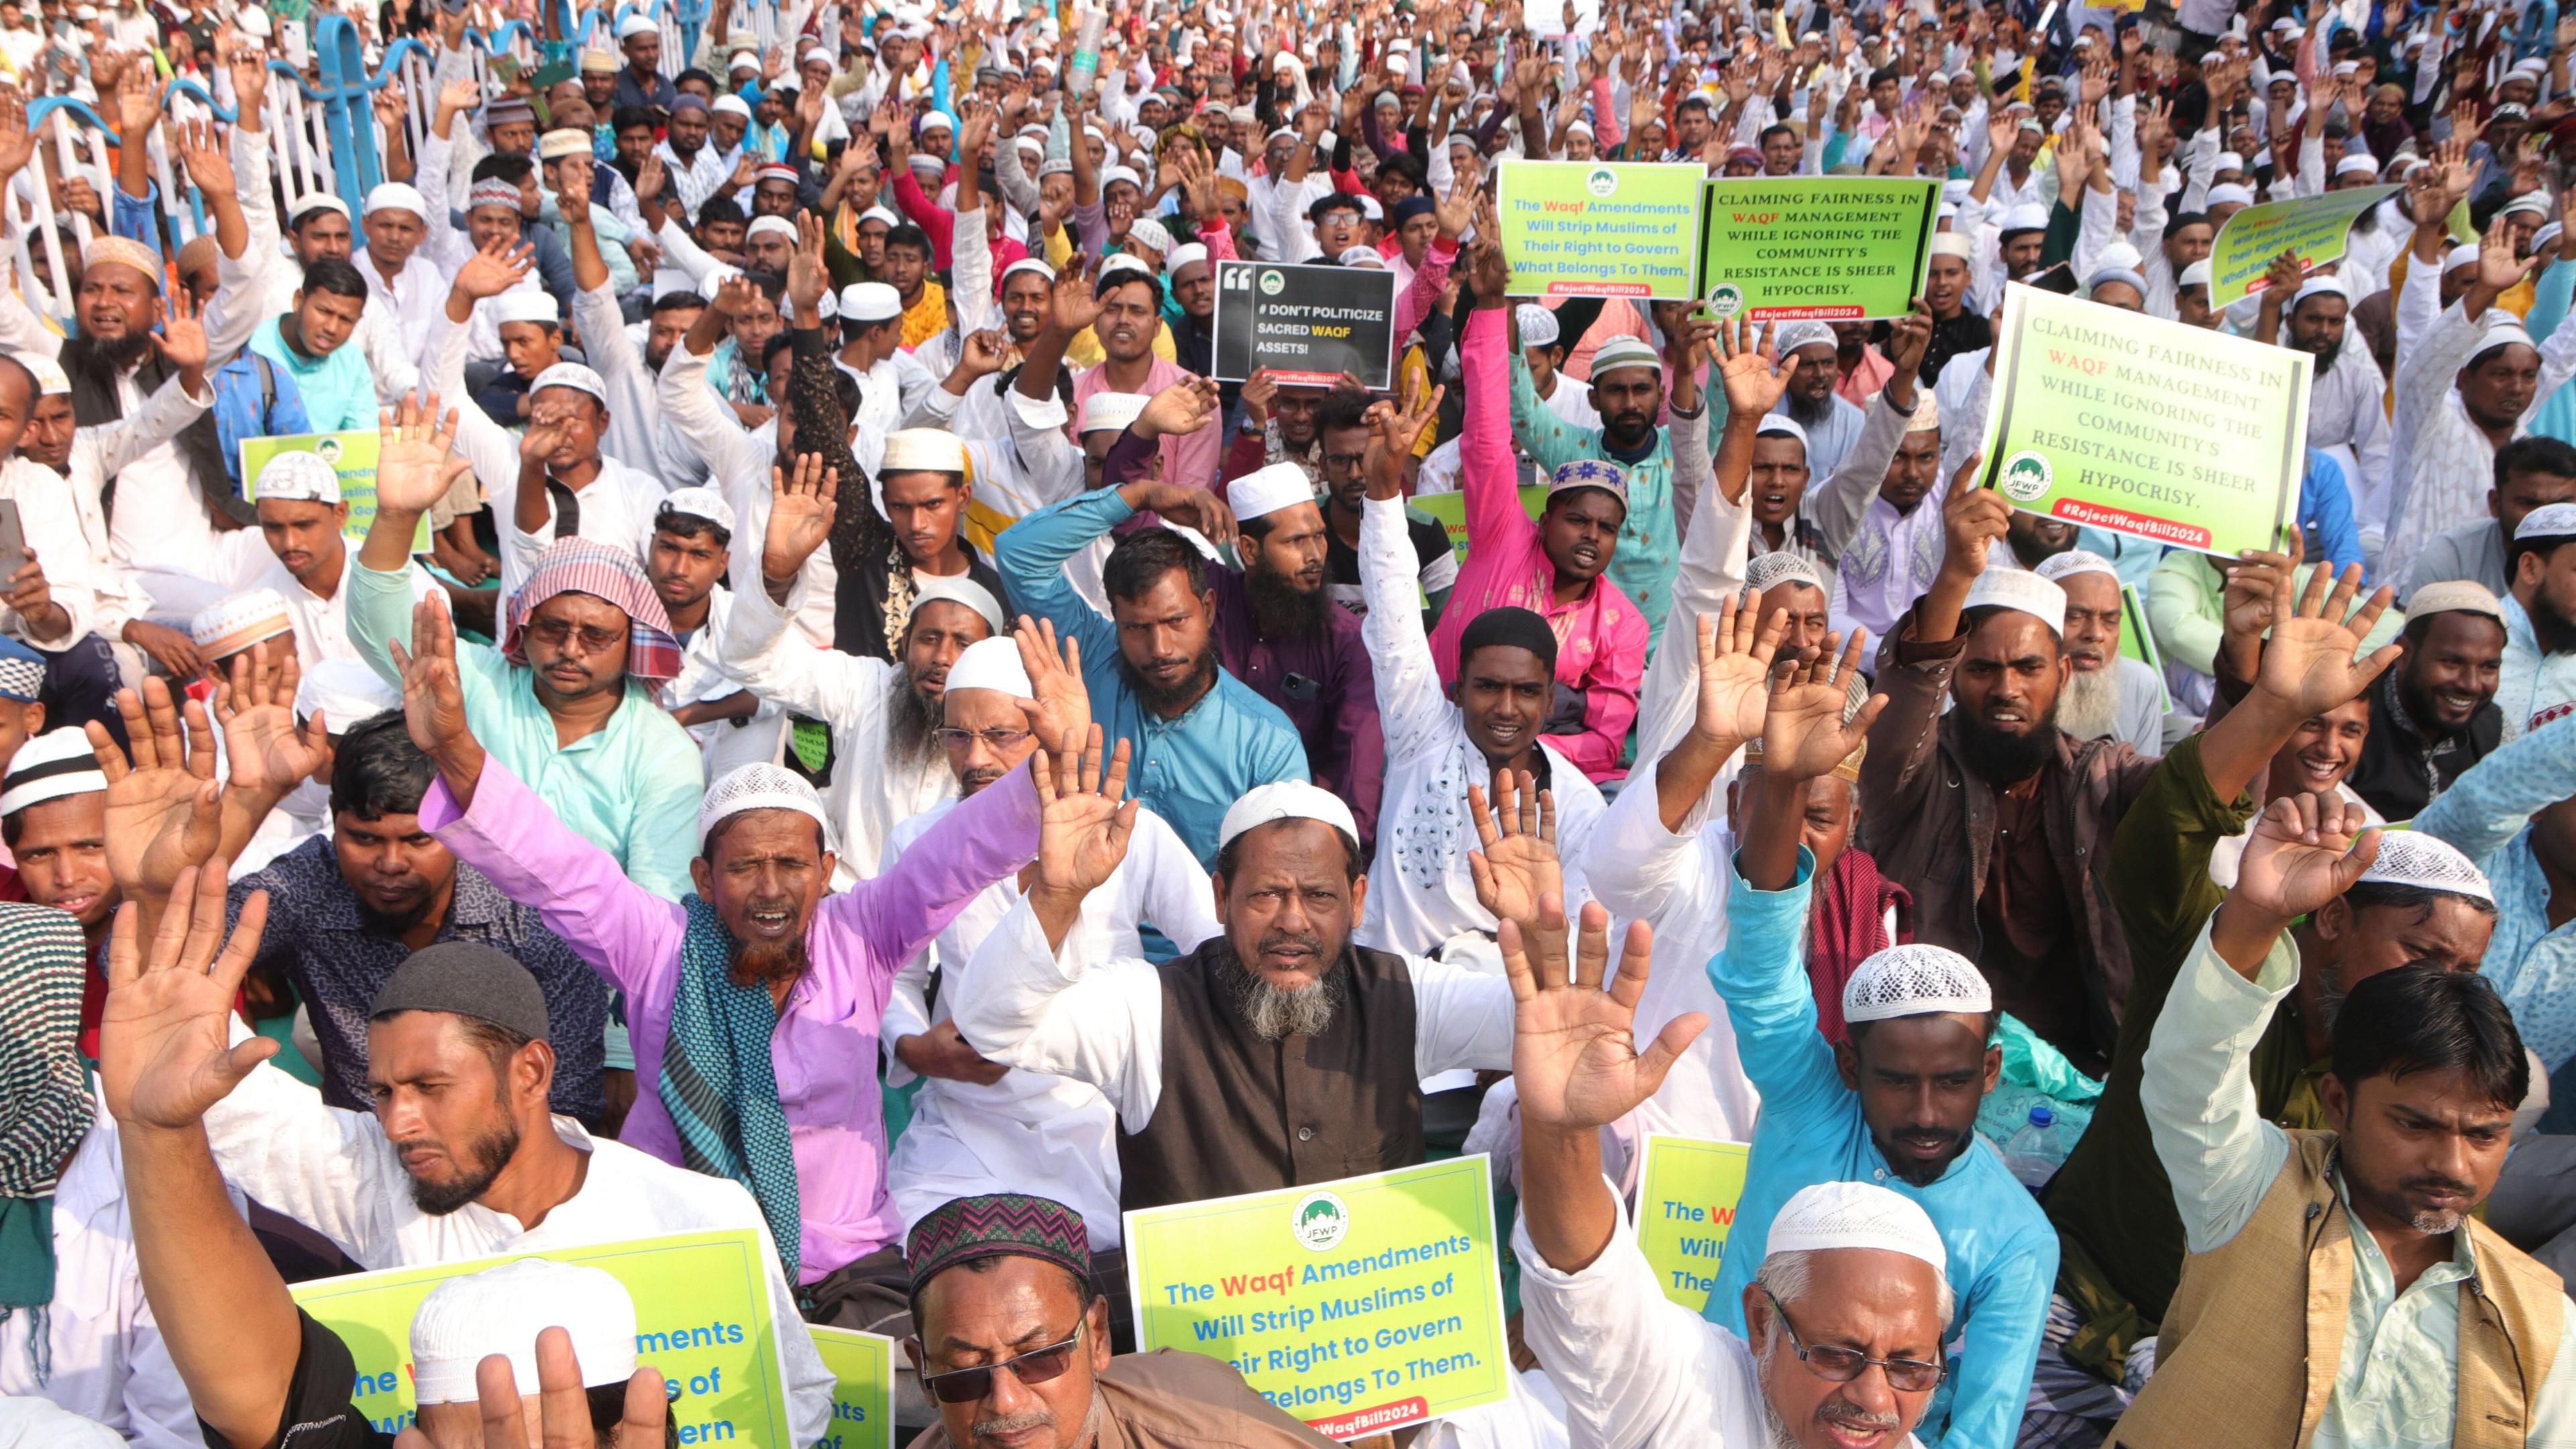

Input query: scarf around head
[659,894,805,1290]
[1805,848,1913,1046]
[503,537,686,687]
[0,904,98,1385]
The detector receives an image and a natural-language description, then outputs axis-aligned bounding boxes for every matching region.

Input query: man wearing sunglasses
[354,408,708,901]
[900,1191,1333,1449]
[1499,881,1952,1449]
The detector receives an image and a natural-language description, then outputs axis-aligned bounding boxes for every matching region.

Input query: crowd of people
[0,0,2573,1443]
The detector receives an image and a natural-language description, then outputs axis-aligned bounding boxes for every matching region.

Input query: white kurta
[880,797,1216,1249]
[201,1053,833,1448]
[2384,290,2576,588]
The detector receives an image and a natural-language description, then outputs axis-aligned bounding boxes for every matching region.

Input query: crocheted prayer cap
[906,1193,1091,1294]
[1842,943,1993,1024]
[1743,551,1827,597]
[2353,830,2493,906]
[699,763,834,846]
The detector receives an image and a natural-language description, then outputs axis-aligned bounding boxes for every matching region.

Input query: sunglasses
[917,1322,1086,1403]
[1760,1288,1943,1394]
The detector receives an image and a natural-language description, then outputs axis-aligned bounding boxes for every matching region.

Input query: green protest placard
[806,1325,898,1449]
[1407,487,1548,560]
[1633,1136,1752,1310]
[241,428,430,552]
[1494,160,1705,301]
[1695,177,1940,321]
[1123,1157,1510,1438]
[1977,282,2310,557]
[288,1228,794,1444]
[2205,184,2402,309]
[2118,584,2172,713]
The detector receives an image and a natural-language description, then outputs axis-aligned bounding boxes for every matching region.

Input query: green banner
[241,428,431,552]
[1633,1136,1752,1310]
[1695,177,1941,321]
[807,1325,898,1449]
[1977,282,2310,558]
[1407,486,1548,561]
[2205,184,2402,309]
[1122,1157,1510,1438]
[1494,160,1706,301]
[287,1228,794,1444]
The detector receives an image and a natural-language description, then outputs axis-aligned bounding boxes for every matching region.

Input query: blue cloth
[993,489,1311,866]
[1699,847,2057,1449]
[248,314,377,435]
[2417,712,2576,1120]
[659,894,804,1286]
[209,350,313,490]
[2527,260,2576,448]
[2300,447,2364,574]
[109,180,160,253]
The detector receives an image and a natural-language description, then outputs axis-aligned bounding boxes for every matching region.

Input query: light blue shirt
[1698,847,2057,1449]
[993,490,1310,866]
[1771,391,1867,480]
[2417,711,2576,1108]
[248,313,378,435]
[347,561,705,900]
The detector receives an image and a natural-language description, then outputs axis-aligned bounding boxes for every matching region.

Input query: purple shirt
[421,755,1042,1282]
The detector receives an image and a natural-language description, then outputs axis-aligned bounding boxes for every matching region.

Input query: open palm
[1507,904,1703,1132]
[1467,771,1558,932]
[1760,634,1886,782]
[90,681,219,905]
[1695,596,1784,747]
[1030,727,1134,896]
[2254,561,2400,718]
[1011,616,1093,752]
[376,394,473,516]
[99,865,278,1130]
[214,643,327,795]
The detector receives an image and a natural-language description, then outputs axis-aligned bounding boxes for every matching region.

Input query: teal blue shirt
[993,490,1310,866]
[249,313,378,436]
[347,561,705,900]
[1700,847,2057,1449]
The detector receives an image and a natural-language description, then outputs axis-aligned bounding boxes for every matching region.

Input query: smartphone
[0,498,30,587]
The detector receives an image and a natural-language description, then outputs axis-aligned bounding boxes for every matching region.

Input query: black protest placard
[1212,260,1399,390]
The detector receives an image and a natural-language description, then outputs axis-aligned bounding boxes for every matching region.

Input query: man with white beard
[1770,321,1866,480]
[2037,551,2165,756]
[879,634,1216,1285]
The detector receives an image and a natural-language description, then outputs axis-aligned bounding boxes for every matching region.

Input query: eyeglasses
[918,1322,1085,1403]
[1323,451,1369,472]
[934,726,1034,751]
[1760,1289,1943,1393]
[523,618,625,653]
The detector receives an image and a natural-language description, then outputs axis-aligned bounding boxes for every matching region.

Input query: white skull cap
[2353,830,2493,904]
[2516,503,2576,542]
[943,635,1032,696]
[295,657,401,727]
[1218,781,1360,851]
[910,574,1006,635]
[1079,390,1150,435]
[2179,259,2214,288]
[1773,319,1836,356]
[408,1258,638,1406]
[1515,303,1560,348]
[2033,549,2117,584]
[1962,567,2068,636]
[1764,1180,1948,1277]
[1743,550,1826,596]
[1228,462,1316,522]
[700,763,835,845]
[1842,942,1992,1024]
[1754,413,1809,448]
[657,486,737,535]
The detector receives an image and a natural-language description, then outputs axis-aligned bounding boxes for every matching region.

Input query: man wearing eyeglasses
[354,416,708,902]
[1501,883,1952,1449]
[1681,639,2055,1449]
[717,455,1013,886]
[902,1192,1334,1449]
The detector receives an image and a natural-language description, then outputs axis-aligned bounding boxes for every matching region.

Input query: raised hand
[1505,902,1702,1132]
[1938,455,2010,580]
[373,393,474,517]
[87,680,220,909]
[1466,769,1560,936]
[1126,480,1238,551]
[115,60,160,138]
[0,89,33,184]
[787,209,829,317]
[1027,724,1136,898]
[957,327,1008,377]
[98,860,276,1131]
[1008,614,1092,756]
[1713,315,1788,416]
[762,451,839,583]
[517,411,568,468]
[452,233,537,301]
[1134,375,1221,439]
[1884,302,1933,380]
[1694,592,1790,750]
[386,593,478,769]
[2227,790,2382,928]
[2476,221,2536,297]
[2249,550,2400,720]
[170,115,233,196]
[1760,629,1885,780]
[1049,262,1106,335]
[211,641,328,796]
[708,270,761,318]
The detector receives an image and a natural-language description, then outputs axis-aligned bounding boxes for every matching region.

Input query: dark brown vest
[1115,941,1424,1212]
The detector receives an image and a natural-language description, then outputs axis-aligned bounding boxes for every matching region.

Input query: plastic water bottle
[1068,6,1105,94]
[2003,1106,2059,1192]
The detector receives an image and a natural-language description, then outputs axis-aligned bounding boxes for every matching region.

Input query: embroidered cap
[1743,550,1827,597]
[657,486,737,535]
[252,450,342,504]
[1515,303,1560,348]
[906,1193,1091,1295]
[1962,568,2068,636]
[189,588,293,660]
[881,428,968,475]
[80,235,160,288]
[1764,1180,1948,1277]
[1079,390,1149,436]
[2353,830,2494,904]
[2033,549,2117,585]
[2406,580,2504,623]
[910,574,1006,635]
[1546,458,1627,505]
[699,762,835,844]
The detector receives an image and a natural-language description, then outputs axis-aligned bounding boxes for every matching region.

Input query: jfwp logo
[1291,1191,1350,1251]
[1585,166,1619,198]
[1258,269,1287,296]
[316,438,344,466]
[1998,451,2054,502]
[1705,282,1743,317]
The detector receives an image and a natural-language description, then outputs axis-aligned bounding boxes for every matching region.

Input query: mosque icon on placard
[1293,1191,1350,1252]
[1999,451,2055,502]
[1705,283,1744,317]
